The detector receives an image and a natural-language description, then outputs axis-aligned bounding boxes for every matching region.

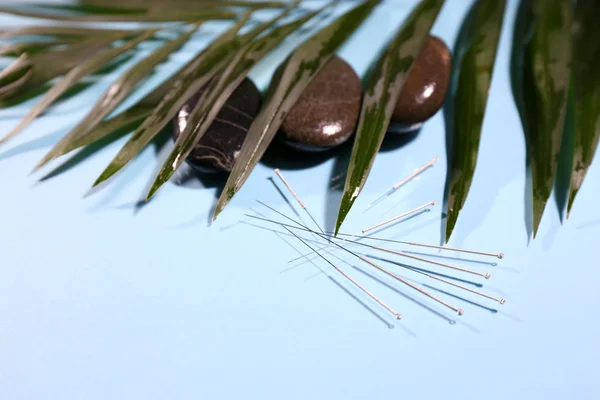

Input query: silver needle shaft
[247,213,491,280]
[286,225,401,320]
[253,206,465,315]
[274,168,324,233]
[362,200,435,233]
[365,156,439,211]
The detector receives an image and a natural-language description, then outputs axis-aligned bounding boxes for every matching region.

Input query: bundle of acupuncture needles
[247,158,505,322]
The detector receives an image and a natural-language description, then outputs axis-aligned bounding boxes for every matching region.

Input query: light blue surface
[1,1,599,399]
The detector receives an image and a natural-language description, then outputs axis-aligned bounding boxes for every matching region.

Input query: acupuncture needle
[284,221,402,320]
[249,213,502,305]
[289,201,435,263]
[274,168,324,233]
[255,207,465,315]
[361,200,436,233]
[288,230,504,264]
[365,156,439,211]
[247,213,491,279]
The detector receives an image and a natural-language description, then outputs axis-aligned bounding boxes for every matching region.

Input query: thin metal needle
[362,200,435,233]
[246,213,491,279]
[253,206,464,315]
[333,234,504,259]
[290,232,503,263]
[366,255,505,304]
[274,168,324,233]
[365,156,439,211]
[285,225,402,320]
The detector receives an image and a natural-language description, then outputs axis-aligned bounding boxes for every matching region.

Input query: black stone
[173,78,262,173]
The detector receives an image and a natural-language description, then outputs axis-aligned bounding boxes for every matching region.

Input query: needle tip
[484,273,491,279]
[499,299,506,305]
[431,200,436,206]
[457,309,464,316]
[497,253,504,259]
[394,313,402,320]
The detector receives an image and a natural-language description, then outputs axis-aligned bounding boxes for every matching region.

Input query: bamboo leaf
[0,36,121,101]
[147,7,320,199]
[335,0,444,235]
[2,29,157,145]
[0,6,237,22]
[0,25,134,39]
[90,13,253,186]
[520,0,572,237]
[444,0,505,242]
[214,0,380,220]
[0,39,74,57]
[36,71,180,163]
[567,0,600,217]
[33,26,200,163]
[77,0,287,10]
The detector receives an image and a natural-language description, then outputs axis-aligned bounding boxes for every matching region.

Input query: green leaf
[0,36,122,101]
[0,5,237,22]
[34,26,199,163]
[520,0,572,237]
[444,0,505,242]
[146,7,320,199]
[0,25,133,39]
[2,29,157,145]
[0,39,75,57]
[567,0,600,217]
[335,0,444,235]
[90,13,253,186]
[214,0,380,220]
[77,0,287,10]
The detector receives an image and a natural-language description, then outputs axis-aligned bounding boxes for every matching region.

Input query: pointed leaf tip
[335,0,444,234]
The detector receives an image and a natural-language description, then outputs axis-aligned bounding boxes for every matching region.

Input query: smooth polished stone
[390,36,451,132]
[173,78,261,173]
[281,56,362,152]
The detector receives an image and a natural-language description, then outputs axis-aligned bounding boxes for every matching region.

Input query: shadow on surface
[353,266,456,325]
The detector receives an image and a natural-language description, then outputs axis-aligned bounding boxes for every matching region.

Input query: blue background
[1,0,599,399]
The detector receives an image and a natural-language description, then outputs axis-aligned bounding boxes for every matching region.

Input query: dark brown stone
[391,36,451,131]
[173,78,261,173]
[281,56,362,151]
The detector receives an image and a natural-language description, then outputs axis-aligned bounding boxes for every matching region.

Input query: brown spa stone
[390,36,451,132]
[280,56,362,152]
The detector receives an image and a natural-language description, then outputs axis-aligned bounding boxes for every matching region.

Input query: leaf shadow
[38,118,141,181]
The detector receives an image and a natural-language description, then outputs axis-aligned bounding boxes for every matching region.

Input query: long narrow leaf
[34,26,198,164]
[90,13,253,186]
[78,0,287,9]
[147,8,320,199]
[0,25,134,39]
[0,39,74,57]
[214,0,380,220]
[0,37,120,101]
[2,29,157,144]
[36,70,183,163]
[444,0,505,242]
[567,0,600,217]
[335,0,444,235]
[0,6,236,22]
[521,0,572,236]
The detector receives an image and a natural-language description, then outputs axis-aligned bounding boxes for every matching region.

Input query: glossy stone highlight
[173,78,261,173]
[281,56,362,151]
[391,36,451,131]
